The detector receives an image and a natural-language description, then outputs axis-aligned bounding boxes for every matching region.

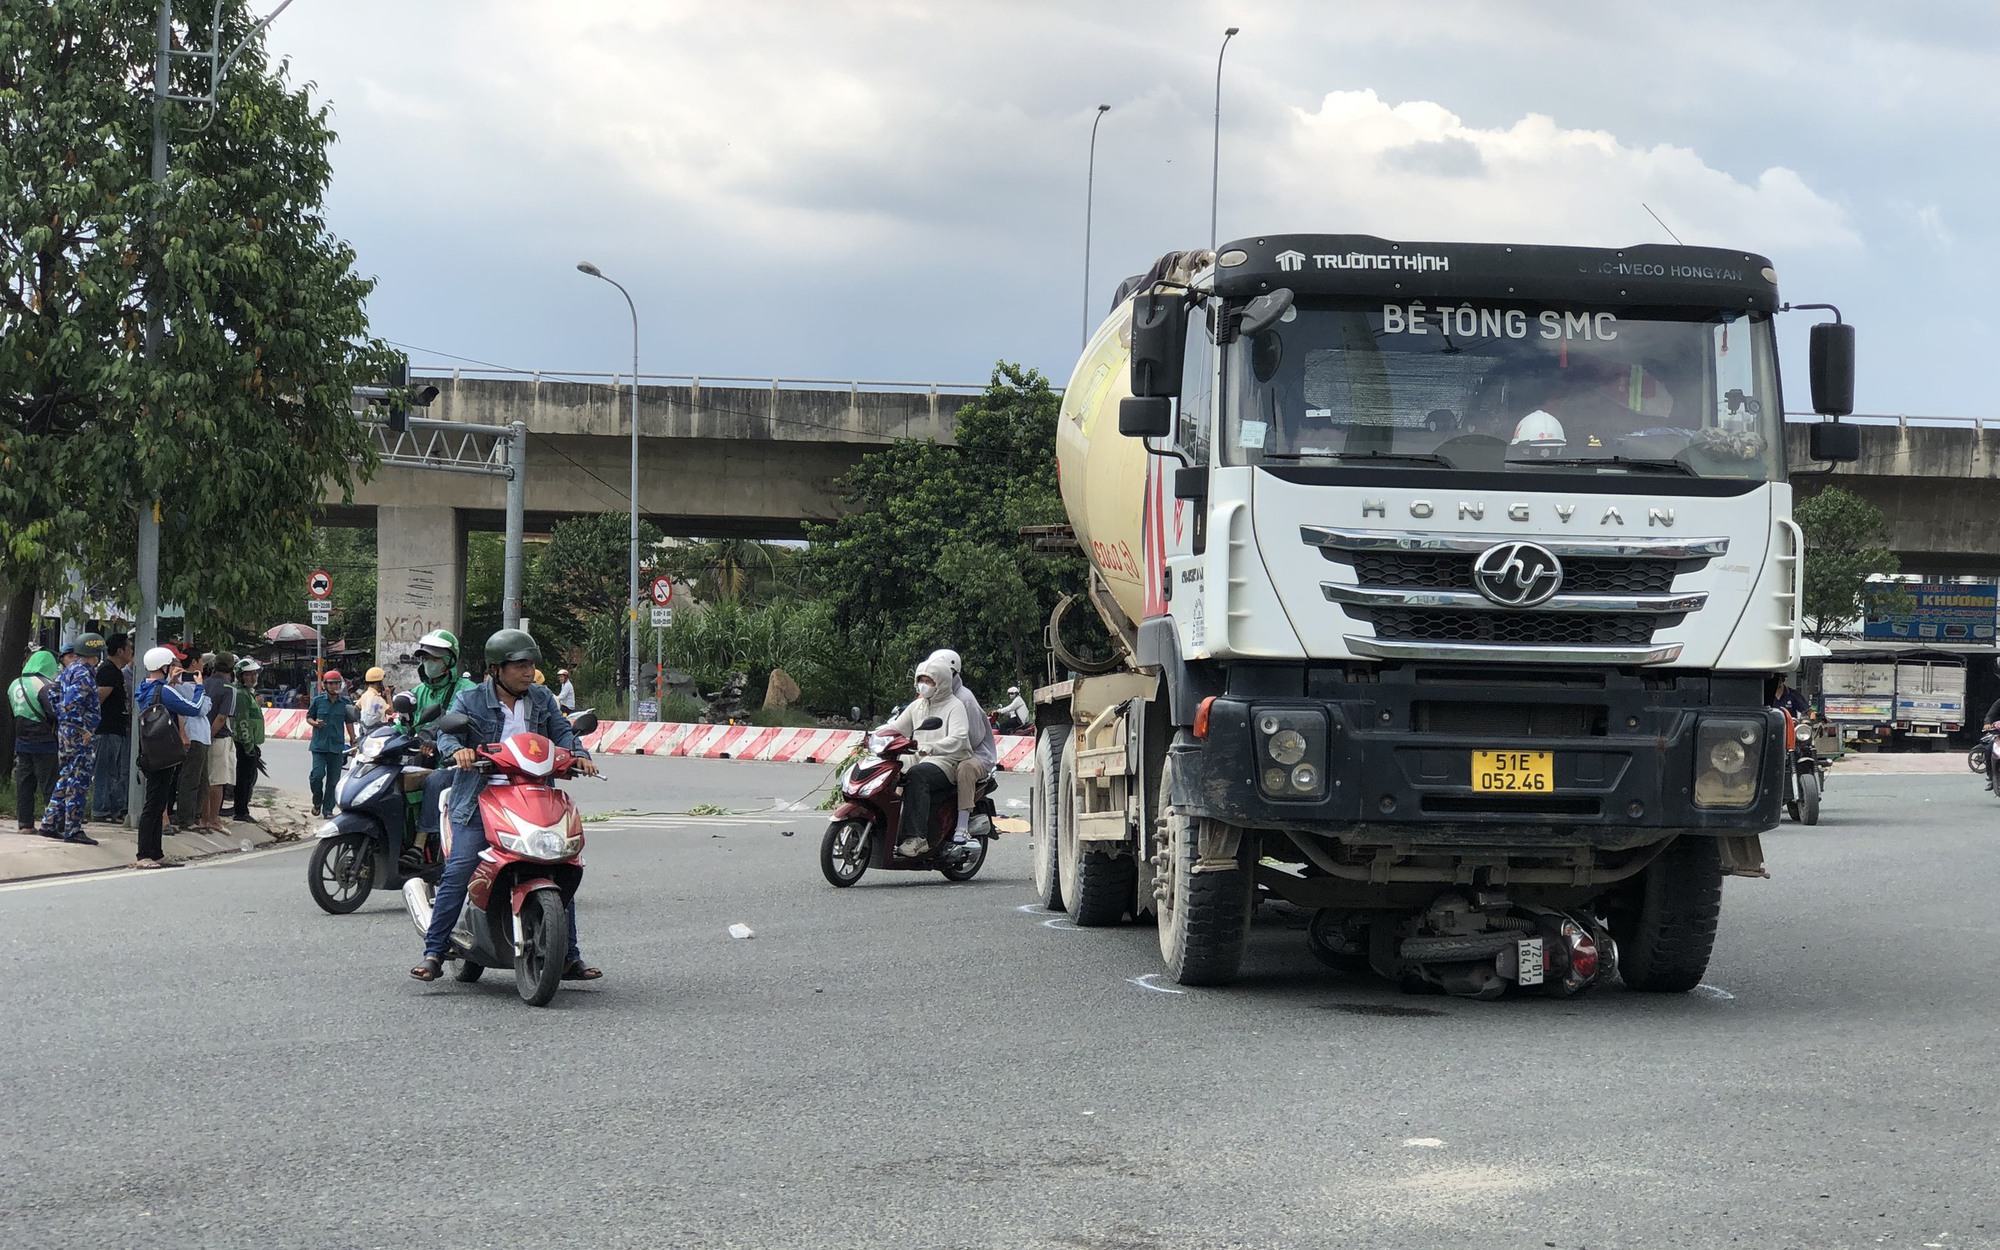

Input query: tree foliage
[802,362,1084,711]
[1796,486,1907,641]
[2,0,394,751]
[525,511,662,670]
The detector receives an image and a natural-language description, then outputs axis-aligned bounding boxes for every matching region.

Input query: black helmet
[484,628,541,666]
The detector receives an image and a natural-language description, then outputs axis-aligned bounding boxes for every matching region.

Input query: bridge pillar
[375,505,466,688]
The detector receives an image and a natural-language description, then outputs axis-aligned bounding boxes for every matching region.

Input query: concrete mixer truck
[1027,232,1861,997]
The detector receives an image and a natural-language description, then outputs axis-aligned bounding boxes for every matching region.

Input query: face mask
[915,680,935,698]
[419,659,449,682]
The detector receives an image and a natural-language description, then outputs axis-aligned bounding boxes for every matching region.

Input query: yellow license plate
[1472,750,1554,793]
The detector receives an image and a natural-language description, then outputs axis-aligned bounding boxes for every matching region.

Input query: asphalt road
[2,762,1994,1248]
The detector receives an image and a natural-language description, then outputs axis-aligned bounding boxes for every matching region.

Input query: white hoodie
[887,656,970,767]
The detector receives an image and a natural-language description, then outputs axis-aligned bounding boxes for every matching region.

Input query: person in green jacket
[409,629,476,729]
[9,649,62,834]
[229,658,266,822]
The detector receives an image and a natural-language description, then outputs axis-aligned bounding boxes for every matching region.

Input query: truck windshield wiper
[1507,455,1698,476]
[1263,450,1456,468]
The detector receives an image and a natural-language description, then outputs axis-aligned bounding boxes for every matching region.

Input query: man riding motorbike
[409,630,478,861]
[883,656,971,858]
[410,628,602,984]
[925,648,995,844]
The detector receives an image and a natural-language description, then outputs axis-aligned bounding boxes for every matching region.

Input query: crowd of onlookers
[8,634,274,868]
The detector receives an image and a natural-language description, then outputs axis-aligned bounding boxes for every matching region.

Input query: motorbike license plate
[1515,938,1546,987]
[1472,749,1553,793]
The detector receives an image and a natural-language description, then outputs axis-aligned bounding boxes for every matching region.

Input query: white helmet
[1511,409,1567,446]
[143,646,178,673]
[926,649,962,690]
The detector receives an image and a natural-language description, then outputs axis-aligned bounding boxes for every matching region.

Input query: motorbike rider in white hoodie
[883,656,970,857]
[925,648,995,843]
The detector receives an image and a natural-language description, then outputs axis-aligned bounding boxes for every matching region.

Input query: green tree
[526,511,663,679]
[803,362,1084,712]
[1,1,394,755]
[1796,486,1909,641]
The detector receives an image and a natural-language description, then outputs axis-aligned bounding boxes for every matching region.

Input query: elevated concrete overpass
[332,371,980,670]
[1785,418,2000,577]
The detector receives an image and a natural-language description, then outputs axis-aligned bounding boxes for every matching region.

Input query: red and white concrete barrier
[260,709,1036,771]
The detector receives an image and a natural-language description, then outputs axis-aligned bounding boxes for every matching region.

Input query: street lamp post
[1210,25,1240,254]
[1082,103,1111,349]
[576,262,641,717]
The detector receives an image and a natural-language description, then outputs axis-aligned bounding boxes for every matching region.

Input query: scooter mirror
[433,710,470,735]
[918,716,944,732]
[569,710,599,736]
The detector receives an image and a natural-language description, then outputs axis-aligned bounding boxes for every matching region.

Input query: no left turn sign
[650,576,673,606]
[308,569,333,600]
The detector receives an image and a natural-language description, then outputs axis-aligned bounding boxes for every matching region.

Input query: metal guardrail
[411,365,990,396]
[1785,411,1995,430]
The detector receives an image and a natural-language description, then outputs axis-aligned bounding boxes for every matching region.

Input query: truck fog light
[1263,767,1289,793]
[1268,729,1307,766]
[1708,740,1747,774]
[1737,726,1759,745]
[1290,763,1319,791]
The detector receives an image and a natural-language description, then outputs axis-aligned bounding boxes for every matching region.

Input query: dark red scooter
[819,721,999,886]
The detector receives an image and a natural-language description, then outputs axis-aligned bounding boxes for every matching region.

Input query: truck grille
[1368,609,1661,647]
[1349,551,1680,595]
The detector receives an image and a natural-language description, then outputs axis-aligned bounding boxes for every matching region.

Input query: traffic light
[387,360,409,433]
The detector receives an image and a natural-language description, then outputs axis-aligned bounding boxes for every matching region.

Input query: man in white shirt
[556,668,577,714]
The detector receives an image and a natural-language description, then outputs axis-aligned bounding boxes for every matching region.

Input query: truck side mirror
[1809,321,1855,417]
[1119,396,1173,438]
[1129,291,1187,398]
[1808,421,1861,463]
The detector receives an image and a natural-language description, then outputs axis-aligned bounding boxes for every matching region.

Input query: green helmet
[415,628,459,686]
[483,628,541,667]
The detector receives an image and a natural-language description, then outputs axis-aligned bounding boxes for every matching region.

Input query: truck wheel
[1306,909,1371,974]
[1056,736,1134,926]
[1154,758,1254,986]
[1029,725,1069,911]
[1799,771,1821,826]
[1612,835,1723,993]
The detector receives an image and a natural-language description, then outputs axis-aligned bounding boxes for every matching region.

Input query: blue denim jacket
[437,681,590,827]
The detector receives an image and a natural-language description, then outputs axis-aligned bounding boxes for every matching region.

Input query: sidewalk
[1825,751,1971,775]
[0,787,320,885]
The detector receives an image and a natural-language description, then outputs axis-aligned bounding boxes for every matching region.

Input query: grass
[686,803,731,817]
[748,705,819,729]
[661,693,706,723]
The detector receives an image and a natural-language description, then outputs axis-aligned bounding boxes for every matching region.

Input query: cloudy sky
[271,0,1996,416]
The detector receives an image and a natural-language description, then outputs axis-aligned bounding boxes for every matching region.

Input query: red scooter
[402,711,599,1006]
[819,721,999,886]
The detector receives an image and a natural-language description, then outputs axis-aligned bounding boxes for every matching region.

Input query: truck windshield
[1220,299,1783,481]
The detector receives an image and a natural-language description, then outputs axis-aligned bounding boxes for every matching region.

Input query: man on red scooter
[882,656,971,858]
[410,628,601,984]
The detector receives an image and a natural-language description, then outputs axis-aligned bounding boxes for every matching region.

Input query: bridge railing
[412,364,990,397]
[1785,411,1995,431]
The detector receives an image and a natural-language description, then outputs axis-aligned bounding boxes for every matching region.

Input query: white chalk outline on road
[1693,983,1736,1000]
[1126,973,1187,995]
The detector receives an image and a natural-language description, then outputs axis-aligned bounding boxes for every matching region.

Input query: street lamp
[1082,104,1111,349]
[576,261,642,717]
[1210,25,1239,254]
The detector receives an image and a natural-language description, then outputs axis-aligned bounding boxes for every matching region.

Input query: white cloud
[1256,90,1859,254]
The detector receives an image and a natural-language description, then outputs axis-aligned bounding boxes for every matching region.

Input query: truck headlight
[1253,708,1329,800]
[1693,715,1767,809]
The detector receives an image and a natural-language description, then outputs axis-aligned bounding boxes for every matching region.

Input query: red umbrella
[264,623,320,644]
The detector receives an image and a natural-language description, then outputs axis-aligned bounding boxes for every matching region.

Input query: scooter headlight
[351,770,395,806]
[526,829,568,861]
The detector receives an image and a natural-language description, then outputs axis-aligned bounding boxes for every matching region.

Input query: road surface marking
[1126,973,1186,995]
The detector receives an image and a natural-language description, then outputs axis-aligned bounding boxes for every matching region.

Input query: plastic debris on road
[728,923,755,939]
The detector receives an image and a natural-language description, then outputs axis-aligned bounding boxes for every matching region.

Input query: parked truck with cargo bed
[1028,233,1860,997]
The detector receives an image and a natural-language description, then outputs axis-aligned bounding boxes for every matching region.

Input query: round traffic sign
[308,569,333,600]
[650,576,673,606]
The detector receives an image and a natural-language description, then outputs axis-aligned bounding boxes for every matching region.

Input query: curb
[0,792,319,886]
[257,710,1038,771]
